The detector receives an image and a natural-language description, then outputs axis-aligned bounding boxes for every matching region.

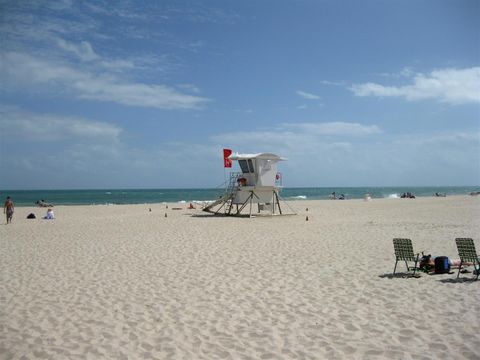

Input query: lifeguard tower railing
[225,172,243,195]
[225,171,283,191]
[201,172,242,215]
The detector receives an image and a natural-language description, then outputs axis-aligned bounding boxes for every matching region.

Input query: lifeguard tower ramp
[203,152,296,217]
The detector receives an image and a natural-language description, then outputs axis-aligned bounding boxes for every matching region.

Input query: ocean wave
[193,200,214,206]
[289,195,307,200]
[387,193,399,199]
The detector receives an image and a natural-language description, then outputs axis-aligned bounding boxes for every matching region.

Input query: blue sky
[1,0,479,189]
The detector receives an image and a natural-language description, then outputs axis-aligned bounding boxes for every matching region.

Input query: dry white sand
[1,196,479,359]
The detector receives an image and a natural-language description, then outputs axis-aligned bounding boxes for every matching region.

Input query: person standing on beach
[4,196,14,224]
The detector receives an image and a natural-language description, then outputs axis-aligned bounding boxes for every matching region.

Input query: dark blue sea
[1,186,479,207]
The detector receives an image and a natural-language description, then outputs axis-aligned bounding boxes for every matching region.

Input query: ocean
[1,186,478,207]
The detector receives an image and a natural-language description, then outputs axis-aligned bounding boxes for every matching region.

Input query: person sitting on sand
[44,208,55,220]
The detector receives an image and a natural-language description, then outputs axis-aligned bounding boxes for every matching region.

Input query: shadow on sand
[378,272,422,279]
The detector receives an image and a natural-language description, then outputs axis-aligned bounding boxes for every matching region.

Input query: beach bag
[434,256,450,274]
[27,213,36,219]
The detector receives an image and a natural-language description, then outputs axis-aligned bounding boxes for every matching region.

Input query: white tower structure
[203,152,294,216]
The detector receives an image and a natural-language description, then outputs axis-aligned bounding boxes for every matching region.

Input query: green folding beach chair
[393,238,420,276]
[455,238,480,280]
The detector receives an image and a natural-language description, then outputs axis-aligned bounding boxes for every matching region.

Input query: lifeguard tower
[203,152,295,217]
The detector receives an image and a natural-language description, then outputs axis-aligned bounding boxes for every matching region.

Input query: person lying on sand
[36,200,54,207]
[419,254,471,273]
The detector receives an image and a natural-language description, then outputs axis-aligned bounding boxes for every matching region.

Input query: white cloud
[100,59,136,71]
[55,38,165,73]
[0,106,122,142]
[57,39,99,61]
[74,77,208,109]
[209,122,382,160]
[296,90,321,100]
[320,80,346,86]
[280,122,382,136]
[1,108,478,188]
[208,123,479,186]
[350,67,480,104]
[379,67,414,78]
[0,52,210,109]
[177,84,201,93]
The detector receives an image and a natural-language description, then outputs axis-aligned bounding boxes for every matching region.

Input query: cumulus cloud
[379,67,414,78]
[280,122,381,136]
[0,106,122,142]
[177,84,201,93]
[209,121,382,161]
[320,80,346,86]
[0,52,210,109]
[350,67,480,104]
[56,39,99,61]
[208,123,478,186]
[99,59,136,71]
[296,90,321,100]
[55,38,161,73]
[1,108,478,188]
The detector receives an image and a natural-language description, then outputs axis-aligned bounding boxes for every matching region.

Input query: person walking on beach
[4,196,14,224]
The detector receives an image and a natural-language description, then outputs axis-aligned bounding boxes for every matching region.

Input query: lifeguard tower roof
[229,152,286,161]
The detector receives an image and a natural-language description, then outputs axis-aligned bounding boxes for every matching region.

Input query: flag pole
[223,148,232,194]
[223,163,227,194]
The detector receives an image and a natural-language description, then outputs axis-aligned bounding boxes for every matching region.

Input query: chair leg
[457,261,462,279]
[393,260,398,275]
[475,260,479,281]
[413,254,419,276]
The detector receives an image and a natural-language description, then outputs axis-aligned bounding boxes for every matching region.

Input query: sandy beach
[1,195,479,359]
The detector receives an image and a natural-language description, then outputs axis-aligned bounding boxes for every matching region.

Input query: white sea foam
[387,193,399,199]
[193,200,214,205]
[193,200,214,207]
[290,195,307,200]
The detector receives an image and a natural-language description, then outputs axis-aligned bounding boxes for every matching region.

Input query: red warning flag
[223,148,232,168]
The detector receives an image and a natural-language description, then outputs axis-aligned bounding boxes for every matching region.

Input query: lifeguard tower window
[239,159,255,173]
